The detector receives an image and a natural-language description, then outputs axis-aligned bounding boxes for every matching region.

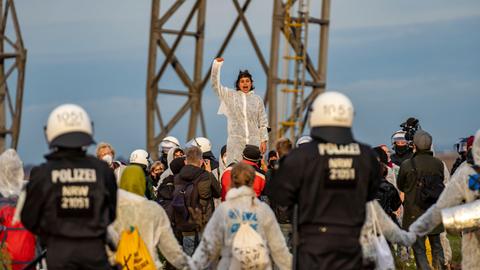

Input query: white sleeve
[191,207,224,269]
[371,201,416,246]
[257,97,269,142]
[154,206,191,269]
[442,161,450,184]
[264,207,292,270]
[211,60,231,101]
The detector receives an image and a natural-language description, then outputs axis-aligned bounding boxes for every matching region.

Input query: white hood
[0,149,24,198]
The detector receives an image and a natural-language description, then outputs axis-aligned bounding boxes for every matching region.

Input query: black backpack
[412,158,445,210]
[171,181,200,232]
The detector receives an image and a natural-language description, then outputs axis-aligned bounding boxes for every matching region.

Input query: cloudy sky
[11,0,480,164]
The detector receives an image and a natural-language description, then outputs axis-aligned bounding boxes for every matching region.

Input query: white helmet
[296,135,312,147]
[391,130,407,145]
[159,136,180,153]
[186,137,212,153]
[45,104,94,148]
[309,91,354,128]
[129,149,151,167]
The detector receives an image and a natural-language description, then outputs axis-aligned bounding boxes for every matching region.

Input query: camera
[400,117,420,141]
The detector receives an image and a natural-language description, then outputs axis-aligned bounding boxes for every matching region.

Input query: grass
[395,233,462,270]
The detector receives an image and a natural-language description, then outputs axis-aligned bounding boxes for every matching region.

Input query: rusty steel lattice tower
[0,0,26,152]
[146,0,330,158]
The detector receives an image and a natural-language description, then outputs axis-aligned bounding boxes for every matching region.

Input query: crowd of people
[0,58,478,270]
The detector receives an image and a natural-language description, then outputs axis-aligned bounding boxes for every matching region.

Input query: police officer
[390,130,414,166]
[267,92,381,269]
[21,104,117,270]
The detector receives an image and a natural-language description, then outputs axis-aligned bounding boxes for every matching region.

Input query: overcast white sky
[11,0,480,163]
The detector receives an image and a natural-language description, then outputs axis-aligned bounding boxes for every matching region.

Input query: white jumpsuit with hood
[211,60,269,165]
[191,186,292,270]
[409,129,480,270]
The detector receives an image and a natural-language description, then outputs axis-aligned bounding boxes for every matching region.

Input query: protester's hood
[178,165,204,183]
[170,157,186,175]
[473,129,480,167]
[0,149,24,198]
[167,147,183,167]
[119,165,146,196]
[226,186,255,201]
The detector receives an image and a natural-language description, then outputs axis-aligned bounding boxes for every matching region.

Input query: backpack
[171,181,200,232]
[412,158,445,210]
[0,198,36,270]
[231,209,270,269]
[115,226,156,270]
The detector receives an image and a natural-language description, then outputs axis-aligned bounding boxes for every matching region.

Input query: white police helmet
[186,137,212,153]
[391,130,407,146]
[129,149,151,167]
[296,135,312,147]
[45,104,94,148]
[159,136,180,154]
[309,91,354,128]
[308,91,354,144]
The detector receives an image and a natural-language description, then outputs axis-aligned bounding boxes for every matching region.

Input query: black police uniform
[22,148,117,270]
[267,127,381,270]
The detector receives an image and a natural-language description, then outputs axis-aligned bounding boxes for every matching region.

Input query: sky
[8,0,480,164]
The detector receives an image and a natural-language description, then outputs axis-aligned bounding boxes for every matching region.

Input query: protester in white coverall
[211,58,269,165]
[409,129,480,270]
[191,162,292,270]
[109,165,191,269]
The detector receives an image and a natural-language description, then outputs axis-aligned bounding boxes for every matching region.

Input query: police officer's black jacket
[267,139,381,236]
[22,149,117,240]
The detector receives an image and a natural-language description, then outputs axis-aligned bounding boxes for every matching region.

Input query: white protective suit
[211,60,269,165]
[191,186,292,270]
[409,129,480,270]
[109,189,191,269]
[360,201,416,265]
[0,149,24,198]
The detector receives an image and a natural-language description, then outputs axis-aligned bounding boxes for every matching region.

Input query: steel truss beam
[0,0,26,152]
[146,0,330,158]
[268,0,330,144]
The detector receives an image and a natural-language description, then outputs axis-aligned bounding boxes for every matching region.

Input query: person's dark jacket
[21,149,117,241]
[375,179,402,224]
[391,149,414,166]
[450,156,466,176]
[174,165,221,229]
[397,150,444,234]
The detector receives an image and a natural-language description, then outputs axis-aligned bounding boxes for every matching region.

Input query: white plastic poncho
[211,60,269,165]
[191,186,292,270]
[109,189,191,269]
[409,129,480,270]
[0,149,24,198]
